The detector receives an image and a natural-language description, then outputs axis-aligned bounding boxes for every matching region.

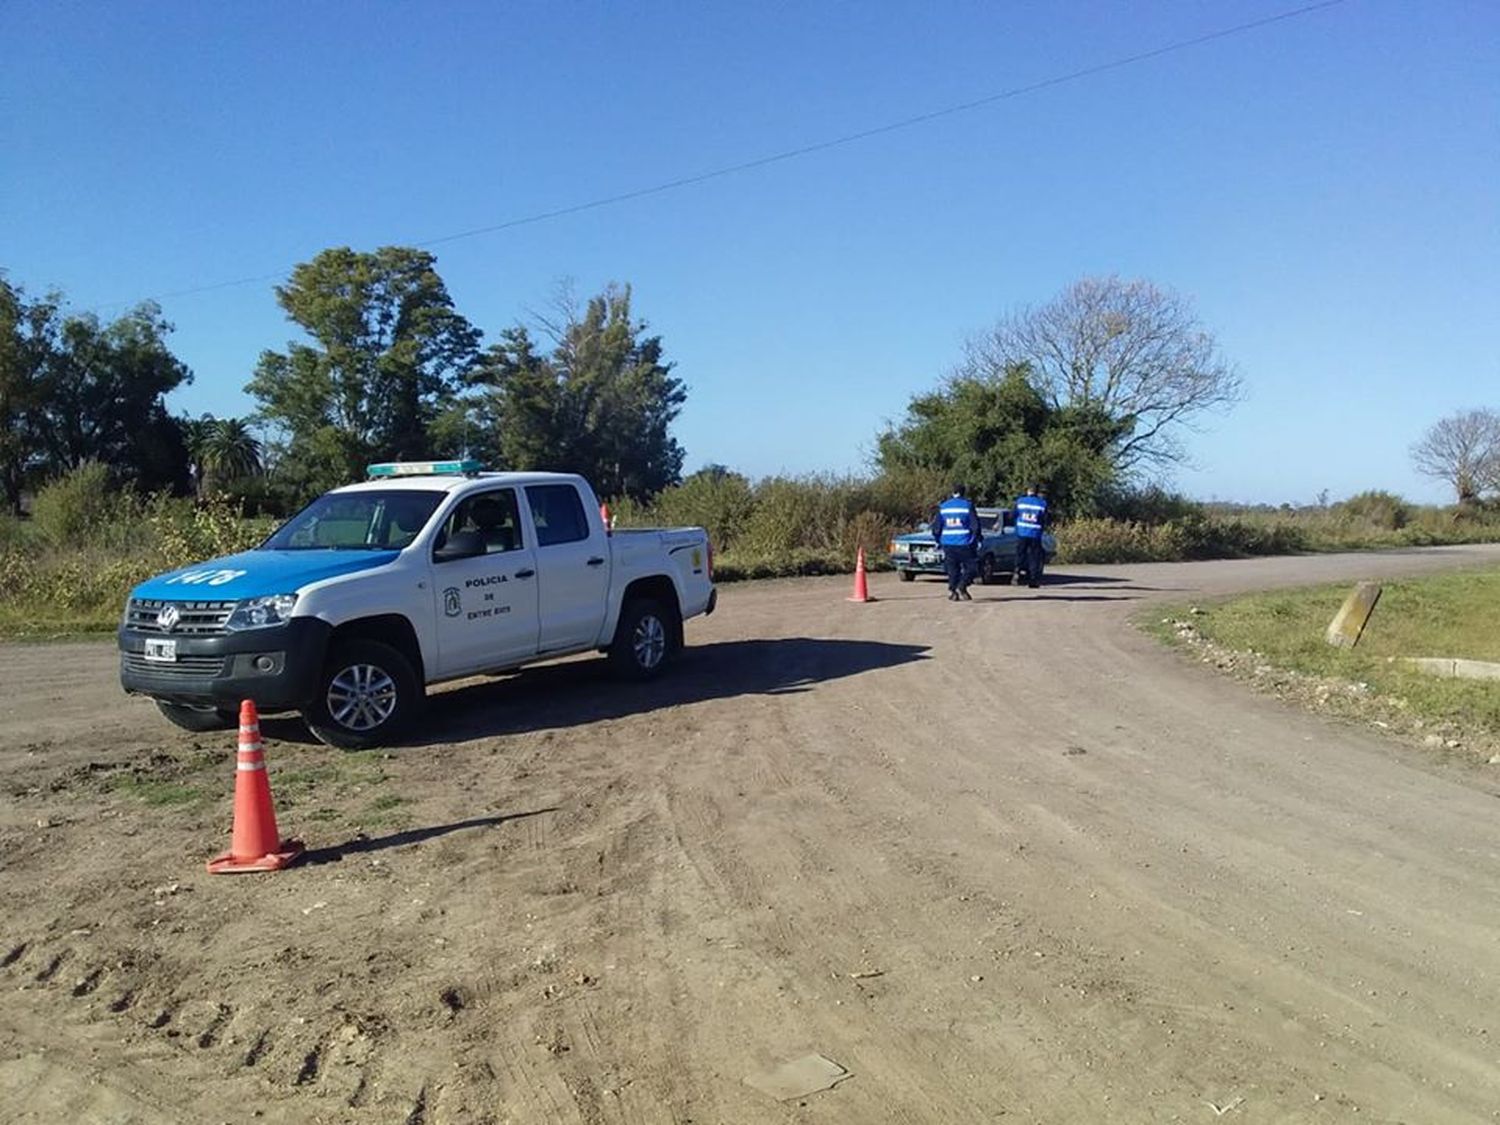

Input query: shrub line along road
[2,545,1499,1123]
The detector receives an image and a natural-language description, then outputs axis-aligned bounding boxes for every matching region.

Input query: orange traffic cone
[847,547,874,603]
[207,700,304,874]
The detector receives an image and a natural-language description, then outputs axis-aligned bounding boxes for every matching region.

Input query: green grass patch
[351,793,411,830]
[110,775,207,806]
[1159,567,1500,736]
[273,752,388,809]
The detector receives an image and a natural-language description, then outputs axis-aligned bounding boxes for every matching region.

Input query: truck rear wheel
[897,569,915,582]
[155,700,238,732]
[609,598,676,680]
[302,639,422,750]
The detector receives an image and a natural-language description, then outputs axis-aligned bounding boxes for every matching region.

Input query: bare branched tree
[961,276,1242,471]
[1411,408,1500,506]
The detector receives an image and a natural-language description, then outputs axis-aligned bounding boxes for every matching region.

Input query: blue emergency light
[366,459,485,478]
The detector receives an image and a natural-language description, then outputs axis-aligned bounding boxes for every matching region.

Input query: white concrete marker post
[1326,581,1381,648]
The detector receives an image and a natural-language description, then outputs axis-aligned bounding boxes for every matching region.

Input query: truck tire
[155,700,238,732]
[609,598,675,680]
[302,639,422,750]
[978,554,997,586]
[897,569,915,582]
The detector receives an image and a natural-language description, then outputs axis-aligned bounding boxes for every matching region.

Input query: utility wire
[111,0,1348,308]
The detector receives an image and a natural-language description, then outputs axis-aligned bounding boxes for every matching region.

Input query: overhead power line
[112,0,1348,308]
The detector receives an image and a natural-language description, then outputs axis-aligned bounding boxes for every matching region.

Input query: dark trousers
[1017,536,1045,585]
[943,545,976,592]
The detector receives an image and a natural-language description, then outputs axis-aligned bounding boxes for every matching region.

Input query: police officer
[1013,484,1048,588]
[931,485,981,601]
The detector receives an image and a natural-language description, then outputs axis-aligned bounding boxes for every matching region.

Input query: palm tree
[180,414,216,498]
[201,418,262,495]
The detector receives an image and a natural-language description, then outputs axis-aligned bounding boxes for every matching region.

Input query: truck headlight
[889,541,907,555]
[226,593,298,631]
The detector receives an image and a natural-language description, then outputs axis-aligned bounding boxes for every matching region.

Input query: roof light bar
[366,459,485,478]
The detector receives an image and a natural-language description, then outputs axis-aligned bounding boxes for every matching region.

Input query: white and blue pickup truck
[118,461,717,749]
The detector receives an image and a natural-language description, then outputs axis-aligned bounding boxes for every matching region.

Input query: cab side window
[525,485,589,547]
[435,489,525,557]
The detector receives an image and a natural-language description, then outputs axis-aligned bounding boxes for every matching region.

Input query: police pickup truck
[118,461,717,749]
[887,507,1056,585]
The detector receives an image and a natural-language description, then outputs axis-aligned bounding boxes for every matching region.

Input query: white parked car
[118,461,717,748]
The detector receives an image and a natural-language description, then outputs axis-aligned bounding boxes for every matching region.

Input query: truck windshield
[262,491,443,551]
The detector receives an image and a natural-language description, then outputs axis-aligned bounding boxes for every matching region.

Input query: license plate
[143,638,177,663]
[917,552,940,565]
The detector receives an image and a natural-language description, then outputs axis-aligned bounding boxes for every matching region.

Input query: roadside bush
[646,467,757,550]
[31,463,128,548]
[1336,490,1411,531]
[0,485,273,636]
[0,514,37,552]
[1054,519,1174,564]
[146,492,269,570]
[1095,485,1204,525]
[1055,513,1310,564]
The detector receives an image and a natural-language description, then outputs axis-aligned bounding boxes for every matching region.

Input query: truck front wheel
[303,639,422,750]
[609,598,676,680]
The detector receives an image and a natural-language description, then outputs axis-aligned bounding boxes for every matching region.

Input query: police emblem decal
[443,588,462,617]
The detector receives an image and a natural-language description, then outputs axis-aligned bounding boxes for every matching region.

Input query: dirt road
[3,546,1499,1124]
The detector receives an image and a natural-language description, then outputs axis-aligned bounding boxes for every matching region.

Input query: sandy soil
[2,545,1499,1124]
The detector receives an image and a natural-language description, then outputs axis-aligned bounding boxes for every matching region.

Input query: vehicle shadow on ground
[402,637,931,747]
[899,572,1128,589]
[1027,573,1130,586]
[985,594,1138,603]
[300,808,559,864]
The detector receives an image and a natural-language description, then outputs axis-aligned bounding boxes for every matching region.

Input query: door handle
[515,569,536,579]
[586,557,605,566]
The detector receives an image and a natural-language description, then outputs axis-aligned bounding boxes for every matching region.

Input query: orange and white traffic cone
[847,547,874,603]
[206,700,304,874]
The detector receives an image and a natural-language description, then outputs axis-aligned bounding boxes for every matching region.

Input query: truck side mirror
[434,530,485,562]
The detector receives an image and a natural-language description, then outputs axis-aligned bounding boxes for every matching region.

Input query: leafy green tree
[876,363,1126,516]
[0,278,61,514]
[40,301,192,495]
[470,284,686,501]
[247,246,480,499]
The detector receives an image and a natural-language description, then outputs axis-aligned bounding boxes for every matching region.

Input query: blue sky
[3,0,1496,504]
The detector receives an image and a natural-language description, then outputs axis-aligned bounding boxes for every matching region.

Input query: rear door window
[525,485,589,547]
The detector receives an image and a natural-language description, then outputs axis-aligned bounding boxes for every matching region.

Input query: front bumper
[890,550,946,574]
[118,617,333,711]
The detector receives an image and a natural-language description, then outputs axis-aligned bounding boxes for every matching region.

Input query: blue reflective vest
[936,497,979,547]
[1014,495,1047,539]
